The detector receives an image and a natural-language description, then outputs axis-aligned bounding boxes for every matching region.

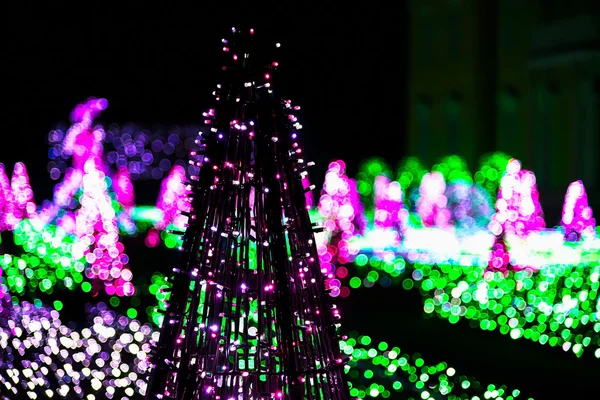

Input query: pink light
[57,212,76,233]
[561,180,596,241]
[374,175,407,231]
[301,175,314,208]
[154,165,191,231]
[74,161,132,294]
[317,160,365,296]
[54,99,133,295]
[0,163,15,231]
[54,168,83,208]
[487,234,511,272]
[417,172,451,228]
[114,167,135,208]
[64,98,107,172]
[33,98,109,225]
[76,168,126,279]
[10,162,36,222]
[0,162,41,231]
[488,159,545,237]
[318,160,365,238]
[145,228,161,248]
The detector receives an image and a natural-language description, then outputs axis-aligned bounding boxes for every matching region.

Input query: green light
[349,277,362,289]
[127,308,138,319]
[360,336,372,346]
[357,182,372,196]
[130,206,164,223]
[81,282,92,293]
[164,235,177,248]
[53,300,63,311]
[355,254,369,267]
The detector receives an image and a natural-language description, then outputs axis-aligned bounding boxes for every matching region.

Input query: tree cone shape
[144,28,350,400]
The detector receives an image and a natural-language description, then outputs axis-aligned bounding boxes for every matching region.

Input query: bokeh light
[2,92,596,399]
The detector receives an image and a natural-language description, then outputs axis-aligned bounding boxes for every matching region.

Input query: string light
[153,164,190,232]
[317,155,599,360]
[49,123,200,181]
[317,161,365,298]
[144,27,351,400]
[0,301,154,399]
[561,180,596,241]
[0,44,593,400]
[343,331,529,400]
[488,159,545,238]
[0,294,532,400]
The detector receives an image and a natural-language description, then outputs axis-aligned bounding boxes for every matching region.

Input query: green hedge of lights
[343,331,530,400]
[347,251,600,359]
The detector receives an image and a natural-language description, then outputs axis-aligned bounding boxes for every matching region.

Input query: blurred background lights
[1,96,597,399]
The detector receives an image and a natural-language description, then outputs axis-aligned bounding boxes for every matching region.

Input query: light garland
[316,153,598,360]
[561,180,596,241]
[49,122,201,181]
[0,295,532,400]
[345,244,599,358]
[0,79,591,400]
[343,331,531,400]
[317,160,366,298]
[0,300,154,399]
[488,159,545,238]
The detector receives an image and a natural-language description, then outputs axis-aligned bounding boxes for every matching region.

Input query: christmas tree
[144,27,350,400]
[10,162,36,223]
[561,180,596,241]
[416,171,451,228]
[0,163,14,231]
[373,175,406,231]
[488,158,545,238]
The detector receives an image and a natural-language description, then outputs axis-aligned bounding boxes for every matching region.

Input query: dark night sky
[3,3,597,399]
[4,1,408,192]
